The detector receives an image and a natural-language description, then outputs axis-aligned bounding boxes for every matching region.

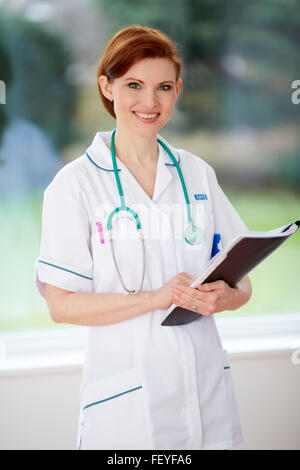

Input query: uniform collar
[85,130,180,172]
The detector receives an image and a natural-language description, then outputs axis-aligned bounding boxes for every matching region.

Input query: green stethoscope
[107,128,204,294]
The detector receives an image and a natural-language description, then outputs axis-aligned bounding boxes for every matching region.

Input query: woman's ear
[98,75,113,102]
[175,78,183,97]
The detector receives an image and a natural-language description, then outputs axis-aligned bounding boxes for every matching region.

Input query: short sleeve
[34,173,93,298]
[209,168,248,252]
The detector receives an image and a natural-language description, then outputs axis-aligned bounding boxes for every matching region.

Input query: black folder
[161,221,300,326]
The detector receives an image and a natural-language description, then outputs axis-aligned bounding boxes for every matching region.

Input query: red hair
[97,25,182,118]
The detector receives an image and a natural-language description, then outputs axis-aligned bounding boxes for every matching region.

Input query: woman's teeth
[134,112,159,119]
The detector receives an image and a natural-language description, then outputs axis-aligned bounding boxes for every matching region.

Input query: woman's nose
[141,89,158,108]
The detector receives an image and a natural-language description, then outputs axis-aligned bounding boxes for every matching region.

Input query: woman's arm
[44,272,195,326]
[44,283,155,326]
[44,272,250,326]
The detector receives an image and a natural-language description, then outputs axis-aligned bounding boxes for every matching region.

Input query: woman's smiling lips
[133,111,160,123]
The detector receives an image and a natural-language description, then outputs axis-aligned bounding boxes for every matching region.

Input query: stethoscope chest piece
[184,222,204,246]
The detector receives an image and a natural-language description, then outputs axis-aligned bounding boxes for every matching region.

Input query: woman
[35,25,252,450]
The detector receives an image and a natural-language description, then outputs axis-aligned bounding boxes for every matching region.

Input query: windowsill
[217,313,300,356]
[0,327,88,376]
[0,313,299,376]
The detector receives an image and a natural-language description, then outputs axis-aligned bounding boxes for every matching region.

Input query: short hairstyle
[97,25,182,119]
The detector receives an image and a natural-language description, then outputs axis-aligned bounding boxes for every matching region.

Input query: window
[1,0,299,335]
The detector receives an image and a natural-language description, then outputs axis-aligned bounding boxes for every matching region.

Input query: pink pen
[96,221,105,244]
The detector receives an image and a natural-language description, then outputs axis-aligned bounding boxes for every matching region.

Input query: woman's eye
[128,82,140,89]
[159,84,172,91]
[128,83,172,90]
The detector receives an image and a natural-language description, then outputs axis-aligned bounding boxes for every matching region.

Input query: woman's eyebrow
[125,77,174,85]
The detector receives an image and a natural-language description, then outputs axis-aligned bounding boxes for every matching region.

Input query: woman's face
[99,57,182,138]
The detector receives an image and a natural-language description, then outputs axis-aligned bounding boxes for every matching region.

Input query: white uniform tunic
[35,130,248,450]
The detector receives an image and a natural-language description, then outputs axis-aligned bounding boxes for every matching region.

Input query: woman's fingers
[172,285,203,300]
[197,280,228,292]
[171,285,210,315]
[176,272,195,285]
[171,281,238,316]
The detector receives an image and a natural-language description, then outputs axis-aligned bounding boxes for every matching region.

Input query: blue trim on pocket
[83,386,143,411]
[38,260,93,280]
[224,366,231,370]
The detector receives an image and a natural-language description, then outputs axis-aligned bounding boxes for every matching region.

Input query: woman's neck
[107,125,159,167]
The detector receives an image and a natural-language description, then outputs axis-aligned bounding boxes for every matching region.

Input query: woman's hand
[170,276,252,316]
[151,272,196,310]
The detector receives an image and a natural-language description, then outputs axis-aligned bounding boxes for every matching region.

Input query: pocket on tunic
[80,368,150,450]
[183,205,214,252]
[221,349,243,439]
[197,351,231,447]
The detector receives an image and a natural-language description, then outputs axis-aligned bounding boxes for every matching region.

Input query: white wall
[231,351,300,450]
[0,349,299,450]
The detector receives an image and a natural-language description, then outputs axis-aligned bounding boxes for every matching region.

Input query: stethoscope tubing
[107,128,202,294]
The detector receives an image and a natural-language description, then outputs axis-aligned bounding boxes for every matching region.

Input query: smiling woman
[35,24,252,450]
[97,26,183,167]
[96,25,182,116]
[98,56,182,161]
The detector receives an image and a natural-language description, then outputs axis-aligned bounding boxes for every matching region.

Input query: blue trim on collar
[165,152,180,166]
[85,148,180,171]
[86,151,122,172]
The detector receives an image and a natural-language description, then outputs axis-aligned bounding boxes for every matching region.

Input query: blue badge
[194,193,208,200]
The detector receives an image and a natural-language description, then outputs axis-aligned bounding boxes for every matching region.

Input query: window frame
[0,313,299,376]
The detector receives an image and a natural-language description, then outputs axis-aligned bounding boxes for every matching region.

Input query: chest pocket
[174,200,215,277]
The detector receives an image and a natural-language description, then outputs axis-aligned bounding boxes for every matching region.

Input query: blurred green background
[0,0,299,331]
